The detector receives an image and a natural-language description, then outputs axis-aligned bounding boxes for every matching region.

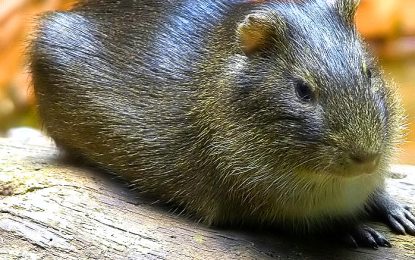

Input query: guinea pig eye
[295,80,314,103]
[366,68,372,79]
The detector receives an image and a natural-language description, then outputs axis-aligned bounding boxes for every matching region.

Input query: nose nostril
[350,153,380,165]
[346,153,381,175]
[350,155,364,164]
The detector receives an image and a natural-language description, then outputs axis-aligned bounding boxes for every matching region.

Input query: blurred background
[0,0,414,164]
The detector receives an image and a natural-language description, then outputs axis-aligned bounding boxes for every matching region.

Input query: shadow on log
[0,135,414,259]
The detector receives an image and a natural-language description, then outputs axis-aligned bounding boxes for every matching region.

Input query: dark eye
[366,68,372,79]
[295,80,314,102]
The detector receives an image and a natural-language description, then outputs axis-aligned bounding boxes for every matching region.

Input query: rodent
[31,0,415,248]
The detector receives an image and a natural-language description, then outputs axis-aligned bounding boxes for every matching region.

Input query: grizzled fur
[32,0,406,235]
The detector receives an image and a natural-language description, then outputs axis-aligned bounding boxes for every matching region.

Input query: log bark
[0,134,414,259]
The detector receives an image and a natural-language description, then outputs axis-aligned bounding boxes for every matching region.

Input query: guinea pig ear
[237,12,286,56]
[330,0,360,25]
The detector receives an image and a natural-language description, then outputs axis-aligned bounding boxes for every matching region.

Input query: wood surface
[0,135,414,259]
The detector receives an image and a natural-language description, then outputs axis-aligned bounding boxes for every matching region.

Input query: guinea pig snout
[346,152,380,175]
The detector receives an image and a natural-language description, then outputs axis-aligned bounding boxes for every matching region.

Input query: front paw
[384,205,415,235]
[343,225,391,249]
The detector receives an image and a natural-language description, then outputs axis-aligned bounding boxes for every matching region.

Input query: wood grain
[0,136,414,259]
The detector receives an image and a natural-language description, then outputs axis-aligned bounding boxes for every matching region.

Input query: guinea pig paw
[384,205,415,236]
[344,225,391,249]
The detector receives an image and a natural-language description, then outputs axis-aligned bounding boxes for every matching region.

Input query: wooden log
[0,133,414,259]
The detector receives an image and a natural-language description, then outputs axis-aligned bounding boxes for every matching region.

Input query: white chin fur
[269,170,384,226]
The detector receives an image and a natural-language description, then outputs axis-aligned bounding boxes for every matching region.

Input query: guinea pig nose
[349,153,380,174]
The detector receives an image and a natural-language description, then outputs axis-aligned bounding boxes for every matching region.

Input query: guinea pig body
[32,0,414,247]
